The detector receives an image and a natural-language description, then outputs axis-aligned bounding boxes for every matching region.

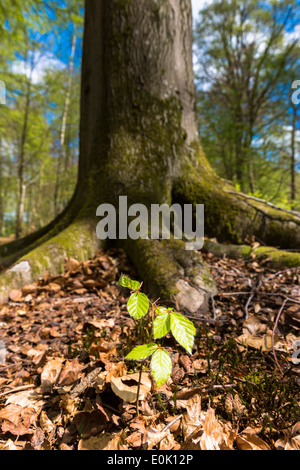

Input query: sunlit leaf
[127,292,149,319]
[170,312,195,354]
[153,310,171,339]
[125,343,158,361]
[150,349,172,389]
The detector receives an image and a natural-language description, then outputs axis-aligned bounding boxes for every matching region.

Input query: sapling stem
[136,361,144,416]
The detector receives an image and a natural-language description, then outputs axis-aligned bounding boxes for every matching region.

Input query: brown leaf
[9,289,23,302]
[236,432,271,450]
[126,431,142,447]
[22,284,38,296]
[181,394,203,439]
[142,426,171,450]
[31,427,45,449]
[57,359,82,387]
[181,406,236,450]
[111,373,152,403]
[275,422,300,450]
[74,409,109,439]
[64,257,81,273]
[6,389,45,412]
[40,358,64,393]
[0,404,38,436]
[78,431,128,451]
[179,355,192,372]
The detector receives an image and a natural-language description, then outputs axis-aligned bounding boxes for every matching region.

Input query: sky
[191,0,211,18]
[17,1,208,85]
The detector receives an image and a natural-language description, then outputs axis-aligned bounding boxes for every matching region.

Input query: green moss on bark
[121,237,216,303]
[202,239,300,269]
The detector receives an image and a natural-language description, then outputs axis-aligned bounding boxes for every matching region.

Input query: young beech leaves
[125,343,158,361]
[120,276,196,389]
[154,308,195,354]
[127,292,149,319]
[153,309,171,339]
[150,349,172,389]
[119,276,141,291]
[170,312,196,355]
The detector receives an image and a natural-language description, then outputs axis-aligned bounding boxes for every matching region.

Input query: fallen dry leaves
[0,246,299,450]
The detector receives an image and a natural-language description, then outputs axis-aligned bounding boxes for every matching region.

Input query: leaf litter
[0,244,299,450]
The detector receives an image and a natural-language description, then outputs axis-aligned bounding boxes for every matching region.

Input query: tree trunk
[1,0,300,309]
[15,74,31,239]
[54,29,77,218]
[0,140,4,235]
[290,103,297,205]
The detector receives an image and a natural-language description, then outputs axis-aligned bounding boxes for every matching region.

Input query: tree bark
[1,0,300,309]
[290,103,297,204]
[15,72,32,239]
[54,28,77,218]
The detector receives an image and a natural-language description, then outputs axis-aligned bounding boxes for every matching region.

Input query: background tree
[194,0,300,203]
[0,0,83,237]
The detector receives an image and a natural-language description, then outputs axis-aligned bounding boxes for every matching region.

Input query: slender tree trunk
[54,29,77,217]
[291,103,297,204]
[15,75,31,239]
[1,0,300,309]
[0,139,4,235]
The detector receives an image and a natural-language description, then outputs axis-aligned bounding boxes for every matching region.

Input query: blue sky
[191,0,210,18]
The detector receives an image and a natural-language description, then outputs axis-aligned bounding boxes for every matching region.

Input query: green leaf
[153,310,171,340]
[125,343,158,361]
[119,276,141,291]
[127,292,149,319]
[130,280,142,291]
[119,276,133,288]
[150,349,172,389]
[170,312,195,355]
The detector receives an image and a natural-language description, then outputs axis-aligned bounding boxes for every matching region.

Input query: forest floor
[0,243,299,450]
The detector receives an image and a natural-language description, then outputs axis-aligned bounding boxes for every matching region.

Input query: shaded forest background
[0,0,299,241]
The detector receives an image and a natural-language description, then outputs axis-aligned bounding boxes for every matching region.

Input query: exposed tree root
[0,217,100,304]
[0,223,217,315]
[202,240,300,269]
[0,190,83,267]
[174,166,300,249]
[1,166,300,311]
[121,238,217,315]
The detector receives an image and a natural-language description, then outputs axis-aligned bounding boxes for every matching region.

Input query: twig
[70,367,102,398]
[245,293,255,320]
[162,414,183,433]
[0,384,35,398]
[136,362,144,417]
[211,295,217,320]
[264,267,300,281]
[0,363,22,373]
[272,298,288,375]
[206,384,237,392]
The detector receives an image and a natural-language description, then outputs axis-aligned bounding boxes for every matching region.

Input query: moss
[173,163,300,250]
[203,240,252,259]
[120,237,216,304]
[253,247,300,268]
[121,238,182,300]
[0,218,101,304]
[202,239,300,269]
[173,163,246,245]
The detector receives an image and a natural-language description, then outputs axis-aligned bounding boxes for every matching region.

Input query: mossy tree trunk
[1,0,300,310]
